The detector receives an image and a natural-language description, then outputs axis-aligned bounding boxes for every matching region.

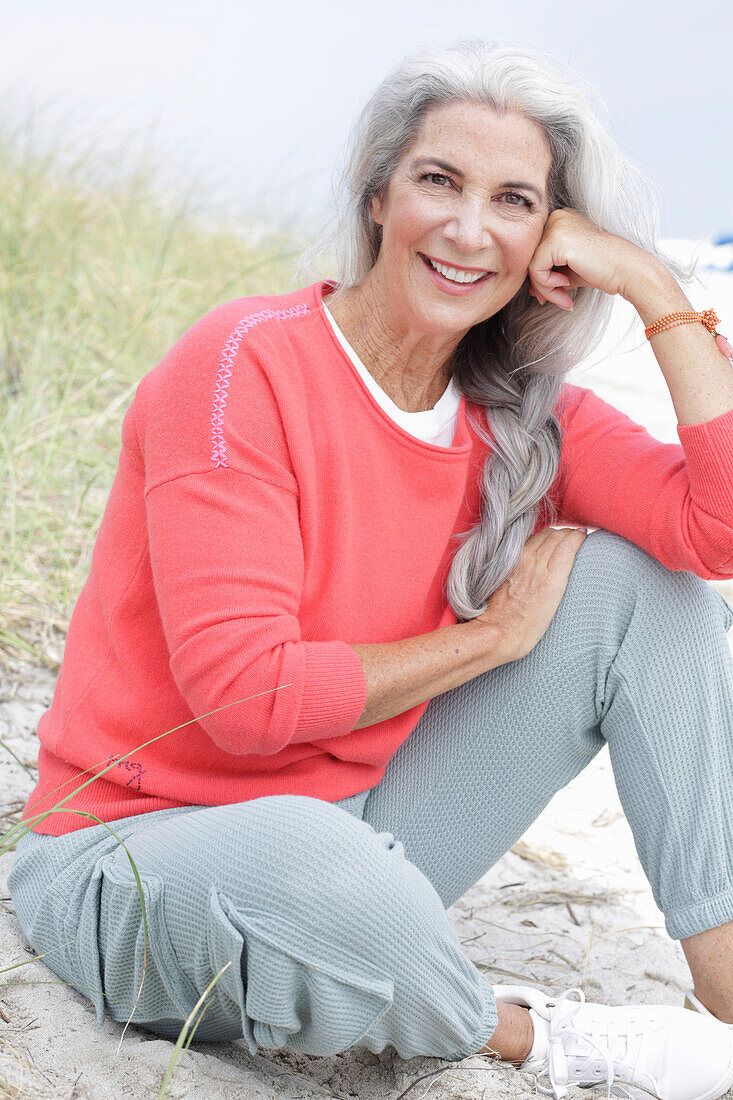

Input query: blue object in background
[701,233,733,270]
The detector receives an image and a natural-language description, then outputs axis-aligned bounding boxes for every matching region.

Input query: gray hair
[295,38,691,621]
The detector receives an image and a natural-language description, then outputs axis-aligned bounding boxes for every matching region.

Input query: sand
[3,258,733,1098]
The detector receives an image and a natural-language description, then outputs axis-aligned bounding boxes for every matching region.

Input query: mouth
[419,252,494,289]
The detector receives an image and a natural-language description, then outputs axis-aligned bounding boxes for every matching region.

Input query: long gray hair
[296,39,691,621]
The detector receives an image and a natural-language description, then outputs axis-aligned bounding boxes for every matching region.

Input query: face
[368,100,553,338]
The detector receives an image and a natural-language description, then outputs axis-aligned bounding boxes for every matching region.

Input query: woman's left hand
[527,208,657,310]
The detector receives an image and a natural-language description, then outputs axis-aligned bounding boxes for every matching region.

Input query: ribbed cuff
[295,641,368,738]
[665,888,733,941]
[447,974,500,1062]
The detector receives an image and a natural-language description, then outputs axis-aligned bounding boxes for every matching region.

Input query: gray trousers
[8,530,733,1062]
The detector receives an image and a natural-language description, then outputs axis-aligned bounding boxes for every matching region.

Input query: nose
[442,197,492,256]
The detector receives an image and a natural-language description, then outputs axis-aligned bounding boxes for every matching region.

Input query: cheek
[504,224,543,271]
[390,197,438,247]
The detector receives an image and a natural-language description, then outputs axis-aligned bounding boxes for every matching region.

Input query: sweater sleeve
[134,300,368,756]
[552,383,733,580]
[145,466,367,755]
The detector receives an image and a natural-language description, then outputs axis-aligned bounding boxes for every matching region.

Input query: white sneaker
[684,988,733,1032]
[493,983,733,1099]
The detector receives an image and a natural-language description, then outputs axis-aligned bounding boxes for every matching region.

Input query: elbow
[169,645,299,756]
[186,689,298,756]
[669,504,733,580]
[199,714,296,756]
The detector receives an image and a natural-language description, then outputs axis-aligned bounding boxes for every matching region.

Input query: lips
[419,252,495,294]
[420,252,493,278]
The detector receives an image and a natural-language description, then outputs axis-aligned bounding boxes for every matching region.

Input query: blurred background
[2,0,732,241]
[2,0,733,667]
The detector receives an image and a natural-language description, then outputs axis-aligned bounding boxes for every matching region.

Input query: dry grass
[0,121,314,1098]
[0,119,303,668]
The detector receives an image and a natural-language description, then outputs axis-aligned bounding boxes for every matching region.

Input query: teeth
[427,257,487,283]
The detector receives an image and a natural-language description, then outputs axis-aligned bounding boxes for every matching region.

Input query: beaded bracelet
[645,308,733,359]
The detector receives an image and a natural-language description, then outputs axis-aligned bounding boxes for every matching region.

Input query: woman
[7,38,733,1099]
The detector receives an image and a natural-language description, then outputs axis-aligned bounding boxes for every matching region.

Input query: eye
[420,172,453,188]
[502,192,533,209]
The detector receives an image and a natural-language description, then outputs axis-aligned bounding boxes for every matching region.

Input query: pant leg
[7,796,497,1062]
[360,528,733,942]
[10,529,732,1060]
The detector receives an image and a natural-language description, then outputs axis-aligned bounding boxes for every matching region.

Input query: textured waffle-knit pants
[7,530,733,1062]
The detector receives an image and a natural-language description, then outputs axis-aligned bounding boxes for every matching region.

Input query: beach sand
[3,262,733,1098]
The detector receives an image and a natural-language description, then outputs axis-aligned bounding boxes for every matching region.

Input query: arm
[621,257,733,427]
[527,209,733,578]
[145,465,368,755]
[350,618,509,729]
[552,383,733,579]
[135,301,373,757]
[530,207,733,429]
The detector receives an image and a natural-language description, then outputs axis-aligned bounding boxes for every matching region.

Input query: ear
[369,193,383,227]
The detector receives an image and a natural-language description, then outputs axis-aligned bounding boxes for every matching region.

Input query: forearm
[622,259,733,427]
[349,618,510,729]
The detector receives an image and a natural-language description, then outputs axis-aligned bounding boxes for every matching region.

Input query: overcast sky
[2,0,732,241]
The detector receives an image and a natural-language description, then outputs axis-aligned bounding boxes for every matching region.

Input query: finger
[534,287,573,310]
[548,288,574,311]
[531,280,574,310]
[530,269,573,307]
[545,271,571,287]
[528,525,571,555]
[545,527,588,567]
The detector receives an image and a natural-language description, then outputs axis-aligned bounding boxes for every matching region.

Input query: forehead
[404,100,552,182]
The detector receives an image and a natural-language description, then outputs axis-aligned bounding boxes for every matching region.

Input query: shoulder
[134,282,326,415]
[129,281,329,483]
[150,282,321,380]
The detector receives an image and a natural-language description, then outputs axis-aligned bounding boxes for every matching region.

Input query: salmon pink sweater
[21,280,733,835]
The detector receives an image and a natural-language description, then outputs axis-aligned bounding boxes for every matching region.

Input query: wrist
[461,614,515,669]
[621,257,691,326]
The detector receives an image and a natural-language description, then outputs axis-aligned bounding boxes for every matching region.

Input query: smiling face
[367,99,553,339]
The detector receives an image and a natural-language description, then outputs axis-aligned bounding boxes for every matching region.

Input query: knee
[247,796,446,945]
[568,529,729,629]
[556,528,726,664]
[571,528,665,597]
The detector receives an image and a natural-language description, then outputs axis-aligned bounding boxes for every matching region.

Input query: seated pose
[8,38,733,1100]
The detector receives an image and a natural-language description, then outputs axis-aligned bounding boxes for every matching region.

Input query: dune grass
[0,123,304,668]
[0,124,313,1099]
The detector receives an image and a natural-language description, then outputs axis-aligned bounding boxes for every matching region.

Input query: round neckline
[313,280,472,457]
[323,298,460,424]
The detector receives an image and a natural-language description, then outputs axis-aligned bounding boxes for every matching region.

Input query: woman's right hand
[470,526,589,663]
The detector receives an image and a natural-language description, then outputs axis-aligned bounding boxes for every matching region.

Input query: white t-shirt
[323,303,461,449]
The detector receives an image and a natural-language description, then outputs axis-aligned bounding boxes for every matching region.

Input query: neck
[324,278,459,413]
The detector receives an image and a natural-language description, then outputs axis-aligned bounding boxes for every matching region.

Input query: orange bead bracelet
[645,309,733,359]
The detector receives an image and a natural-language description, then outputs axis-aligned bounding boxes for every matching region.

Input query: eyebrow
[412,157,545,202]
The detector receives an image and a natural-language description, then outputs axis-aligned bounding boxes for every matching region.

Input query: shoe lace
[534,987,662,1100]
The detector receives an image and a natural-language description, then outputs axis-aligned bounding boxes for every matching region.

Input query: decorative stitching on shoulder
[211,303,310,468]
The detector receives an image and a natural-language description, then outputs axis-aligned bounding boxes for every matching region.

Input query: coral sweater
[22,280,733,835]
